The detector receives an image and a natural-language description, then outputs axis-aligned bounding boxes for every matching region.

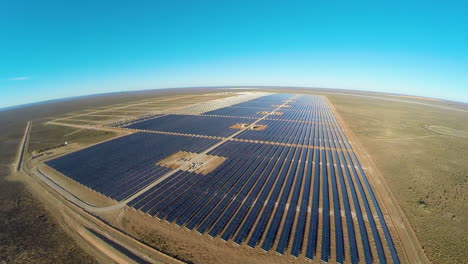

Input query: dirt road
[16,121,31,172]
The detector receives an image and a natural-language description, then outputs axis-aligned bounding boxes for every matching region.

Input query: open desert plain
[1,87,466,264]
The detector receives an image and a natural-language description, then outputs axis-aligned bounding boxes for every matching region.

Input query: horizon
[1,1,467,108]
[1,85,467,112]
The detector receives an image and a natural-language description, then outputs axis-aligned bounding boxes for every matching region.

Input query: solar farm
[44,93,401,263]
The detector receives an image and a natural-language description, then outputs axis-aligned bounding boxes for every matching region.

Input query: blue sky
[1,0,467,108]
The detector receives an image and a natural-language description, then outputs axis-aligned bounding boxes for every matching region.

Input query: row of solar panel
[235,117,350,147]
[203,95,335,122]
[203,105,336,123]
[228,94,293,108]
[303,99,399,264]
[119,106,347,143]
[288,95,328,107]
[46,93,399,263]
[203,93,295,117]
[123,114,251,137]
[273,107,336,122]
[204,106,268,117]
[44,93,308,203]
[107,114,164,128]
[128,126,398,263]
[45,133,219,200]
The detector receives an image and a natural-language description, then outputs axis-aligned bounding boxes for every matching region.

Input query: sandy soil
[157,151,226,175]
[229,123,268,131]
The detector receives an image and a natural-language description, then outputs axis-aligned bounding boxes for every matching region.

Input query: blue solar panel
[247,146,297,248]
[123,94,398,263]
[306,147,321,259]
[49,93,401,263]
[219,144,281,241]
[204,107,268,117]
[290,146,313,257]
[275,146,306,254]
[46,133,219,201]
[330,150,344,263]
[232,145,288,245]
[124,114,250,137]
[261,146,301,251]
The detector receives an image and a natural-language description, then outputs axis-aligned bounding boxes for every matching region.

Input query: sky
[1,0,467,108]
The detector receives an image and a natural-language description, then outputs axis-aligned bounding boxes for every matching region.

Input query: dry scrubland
[326,94,468,264]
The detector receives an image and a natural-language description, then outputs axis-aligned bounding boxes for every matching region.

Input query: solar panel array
[45,93,400,263]
[123,114,250,137]
[45,133,219,201]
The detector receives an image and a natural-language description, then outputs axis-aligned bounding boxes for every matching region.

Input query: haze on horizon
[1,0,467,108]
